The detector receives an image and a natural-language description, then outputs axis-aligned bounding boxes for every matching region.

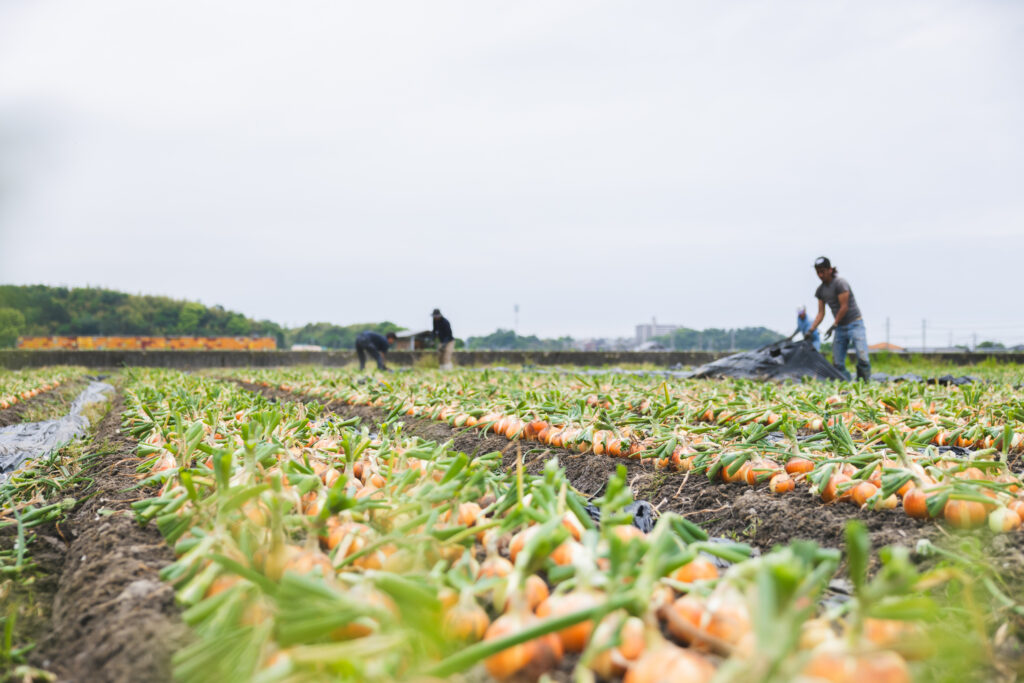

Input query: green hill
[0,284,286,347]
[0,285,402,349]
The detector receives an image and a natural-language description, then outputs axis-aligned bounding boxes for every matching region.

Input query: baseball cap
[813,256,831,269]
[431,309,441,316]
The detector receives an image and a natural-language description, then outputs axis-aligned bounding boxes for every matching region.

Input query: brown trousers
[438,341,455,369]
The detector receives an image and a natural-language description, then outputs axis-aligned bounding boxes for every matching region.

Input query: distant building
[290,344,323,352]
[391,330,434,350]
[635,318,680,345]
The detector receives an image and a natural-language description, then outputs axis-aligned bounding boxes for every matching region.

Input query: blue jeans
[832,319,870,381]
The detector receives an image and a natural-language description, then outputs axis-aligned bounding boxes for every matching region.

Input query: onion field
[3,365,1023,682]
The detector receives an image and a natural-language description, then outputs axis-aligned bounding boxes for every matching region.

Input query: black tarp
[584,500,657,533]
[870,372,978,385]
[686,340,845,381]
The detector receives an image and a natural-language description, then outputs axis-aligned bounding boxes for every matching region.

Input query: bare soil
[3,388,188,682]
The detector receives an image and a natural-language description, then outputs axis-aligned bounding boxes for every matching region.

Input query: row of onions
[0,366,88,410]
[121,369,1019,682]
[220,368,1024,534]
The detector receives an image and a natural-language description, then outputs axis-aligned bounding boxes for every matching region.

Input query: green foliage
[176,302,207,334]
[0,285,284,344]
[225,314,251,336]
[0,285,420,351]
[285,322,404,350]
[656,326,782,351]
[0,307,25,348]
[465,329,574,351]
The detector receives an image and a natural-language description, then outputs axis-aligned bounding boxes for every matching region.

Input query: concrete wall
[0,349,729,369]
[916,352,1024,366]
[1,349,1022,370]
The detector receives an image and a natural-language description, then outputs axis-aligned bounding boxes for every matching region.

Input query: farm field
[2,364,1024,682]
[0,367,89,420]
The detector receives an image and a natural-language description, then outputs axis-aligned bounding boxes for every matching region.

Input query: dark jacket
[355,331,390,353]
[432,316,453,344]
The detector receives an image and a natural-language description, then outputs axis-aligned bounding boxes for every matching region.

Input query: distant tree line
[654,326,782,351]
[465,329,574,351]
[0,285,286,347]
[0,285,405,350]
[0,285,784,353]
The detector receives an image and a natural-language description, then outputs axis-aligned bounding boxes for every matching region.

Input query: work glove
[824,325,836,341]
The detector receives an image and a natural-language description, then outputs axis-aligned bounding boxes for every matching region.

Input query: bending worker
[431,308,455,370]
[354,330,396,371]
[807,256,871,381]
[794,306,820,351]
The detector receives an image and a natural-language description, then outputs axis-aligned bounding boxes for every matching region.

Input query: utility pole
[514,304,519,334]
[922,319,926,353]
[730,329,735,351]
[885,317,890,348]
[973,332,977,351]
[948,330,953,348]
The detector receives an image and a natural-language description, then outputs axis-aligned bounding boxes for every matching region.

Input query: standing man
[794,306,820,351]
[431,309,455,370]
[354,330,396,371]
[807,256,870,381]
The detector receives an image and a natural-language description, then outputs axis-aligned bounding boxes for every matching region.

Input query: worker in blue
[354,331,397,371]
[794,306,820,352]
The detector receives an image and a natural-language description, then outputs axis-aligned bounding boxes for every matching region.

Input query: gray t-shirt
[815,276,862,326]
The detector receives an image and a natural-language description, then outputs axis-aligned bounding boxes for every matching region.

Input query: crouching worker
[354,331,396,371]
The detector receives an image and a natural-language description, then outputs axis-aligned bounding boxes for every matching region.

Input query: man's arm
[835,291,850,326]
[808,300,826,333]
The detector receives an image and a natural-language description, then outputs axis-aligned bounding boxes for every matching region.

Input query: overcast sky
[1,1,1022,346]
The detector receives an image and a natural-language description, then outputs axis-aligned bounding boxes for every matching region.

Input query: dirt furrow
[28,390,188,682]
[0,378,91,428]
